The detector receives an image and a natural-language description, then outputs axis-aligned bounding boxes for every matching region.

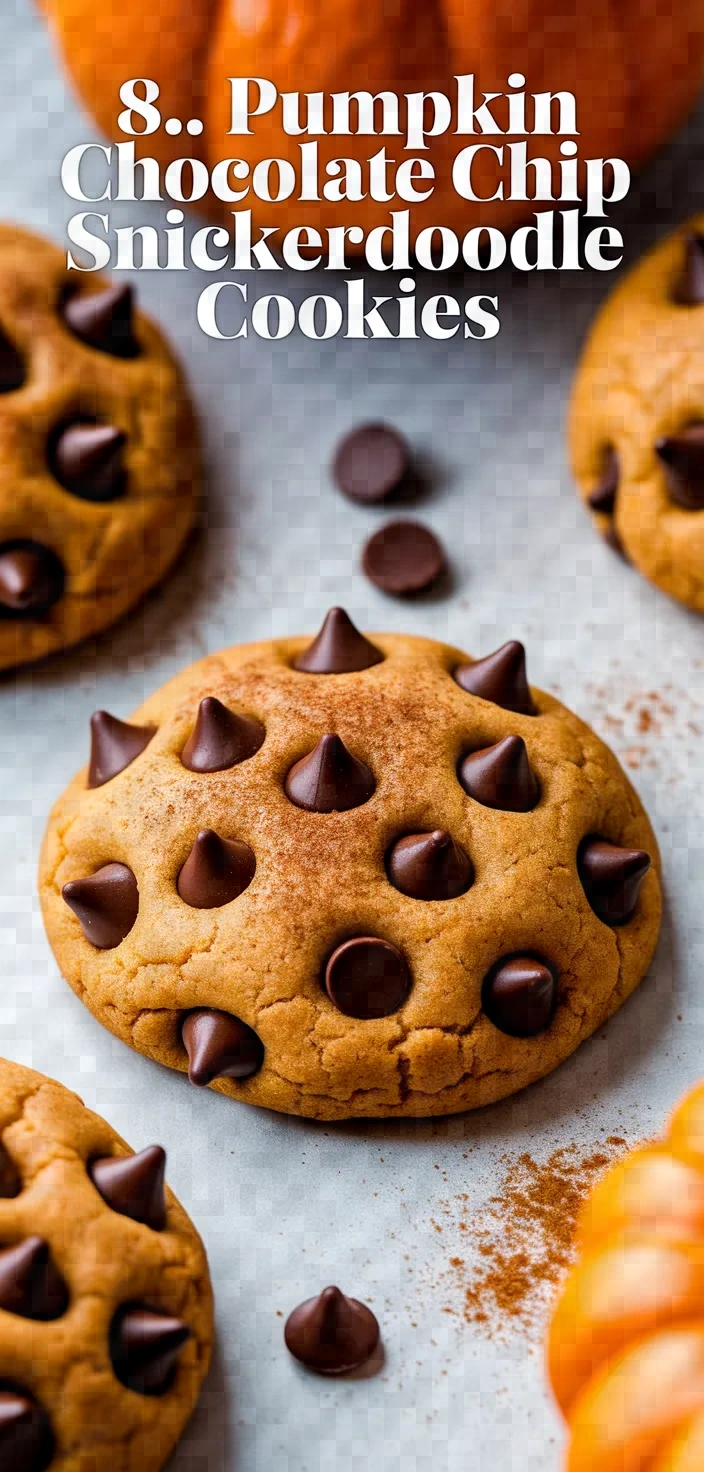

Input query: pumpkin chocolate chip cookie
[571,215,704,610]
[0,224,199,672]
[0,1056,212,1471]
[39,609,661,1121]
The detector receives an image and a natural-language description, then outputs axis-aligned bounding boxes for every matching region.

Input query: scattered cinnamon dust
[583,681,698,773]
[437,1137,630,1341]
[546,671,702,778]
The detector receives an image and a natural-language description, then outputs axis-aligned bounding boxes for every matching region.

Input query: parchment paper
[2,7,704,1466]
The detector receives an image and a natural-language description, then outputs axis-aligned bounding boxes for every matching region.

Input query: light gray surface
[2,4,704,1468]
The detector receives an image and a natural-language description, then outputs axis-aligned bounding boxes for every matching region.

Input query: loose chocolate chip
[387,830,473,901]
[362,519,446,597]
[181,697,265,772]
[285,1286,380,1374]
[88,710,156,789]
[0,1387,53,1472]
[110,1307,190,1395]
[182,1008,264,1086]
[453,640,537,716]
[62,862,139,950]
[482,956,557,1037]
[458,735,540,812]
[285,734,376,813]
[0,542,64,619]
[0,328,24,393]
[587,447,619,515]
[177,830,256,909]
[333,423,410,504]
[673,234,704,306]
[63,283,139,358]
[656,426,704,510]
[293,607,384,674]
[0,1238,67,1322]
[89,1146,167,1231]
[50,421,127,503]
[325,937,410,1019]
[578,837,651,925]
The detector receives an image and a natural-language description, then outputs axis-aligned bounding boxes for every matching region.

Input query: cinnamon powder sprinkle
[581,677,697,774]
[440,1138,630,1341]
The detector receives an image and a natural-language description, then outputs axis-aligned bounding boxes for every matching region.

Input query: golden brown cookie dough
[0,224,199,672]
[0,1056,212,1471]
[571,215,704,610]
[39,610,662,1121]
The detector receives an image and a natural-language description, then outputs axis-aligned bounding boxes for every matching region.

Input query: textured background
[2,3,704,1467]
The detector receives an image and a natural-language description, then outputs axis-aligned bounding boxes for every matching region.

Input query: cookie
[39,608,662,1121]
[0,1056,212,1470]
[571,216,704,610]
[0,225,199,672]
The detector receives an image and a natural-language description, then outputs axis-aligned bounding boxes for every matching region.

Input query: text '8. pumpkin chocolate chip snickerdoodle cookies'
[571,215,704,610]
[39,609,662,1122]
[0,224,199,672]
[0,1057,212,1471]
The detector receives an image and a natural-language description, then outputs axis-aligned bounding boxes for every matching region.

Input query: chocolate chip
[182,1008,264,1086]
[0,327,24,392]
[0,1147,20,1200]
[285,734,375,813]
[0,1238,67,1322]
[656,426,704,510]
[89,1146,166,1231]
[458,735,540,812]
[324,937,410,1019]
[0,542,64,619]
[109,1307,190,1395]
[63,283,139,358]
[294,607,384,674]
[453,641,537,716]
[673,234,704,306]
[177,830,256,909]
[88,710,156,789]
[0,1387,53,1472]
[50,421,127,503]
[482,956,557,1037]
[181,697,264,772]
[62,862,139,949]
[333,423,410,504]
[362,519,446,597]
[387,830,473,901]
[603,523,630,561]
[578,838,651,925]
[587,448,619,515]
[285,1286,380,1374]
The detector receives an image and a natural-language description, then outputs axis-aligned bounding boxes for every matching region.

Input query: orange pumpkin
[549,1081,704,1471]
[41,0,704,244]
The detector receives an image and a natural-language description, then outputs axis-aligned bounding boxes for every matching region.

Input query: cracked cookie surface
[0,224,199,672]
[571,213,704,610]
[0,1056,212,1470]
[39,615,662,1121]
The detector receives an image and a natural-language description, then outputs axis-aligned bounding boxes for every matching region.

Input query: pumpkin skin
[549,1082,704,1472]
[41,0,704,244]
